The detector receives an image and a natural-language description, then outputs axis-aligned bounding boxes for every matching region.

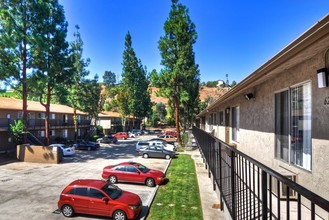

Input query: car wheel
[108,175,117,184]
[143,153,149,159]
[146,178,155,187]
[87,146,91,151]
[113,210,126,220]
[61,204,74,217]
[165,154,171,160]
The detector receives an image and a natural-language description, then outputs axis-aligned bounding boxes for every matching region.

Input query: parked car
[139,145,176,160]
[113,132,128,140]
[102,161,166,187]
[157,130,177,138]
[96,135,118,144]
[57,179,142,220]
[158,134,177,143]
[49,144,75,156]
[136,139,176,152]
[73,140,100,151]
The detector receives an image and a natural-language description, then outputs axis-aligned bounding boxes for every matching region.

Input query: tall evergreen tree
[121,32,151,128]
[158,0,199,143]
[65,25,90,141]
[28,0,70,145]
[0,0,39,142]
[103,70,116,86]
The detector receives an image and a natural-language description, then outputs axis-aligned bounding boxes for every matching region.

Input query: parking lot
[0,135,171,220]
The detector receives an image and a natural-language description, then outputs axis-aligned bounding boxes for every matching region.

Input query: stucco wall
[208,51,329,202]
[17,144,61,164]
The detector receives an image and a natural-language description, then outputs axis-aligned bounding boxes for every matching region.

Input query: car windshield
[102,183,122,199]
[137,164,150,173]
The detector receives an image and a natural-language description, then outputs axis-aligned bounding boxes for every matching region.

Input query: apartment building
[196,13,329,208]
[0,97,91,152]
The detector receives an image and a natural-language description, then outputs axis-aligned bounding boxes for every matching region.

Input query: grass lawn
[147,154,203,220]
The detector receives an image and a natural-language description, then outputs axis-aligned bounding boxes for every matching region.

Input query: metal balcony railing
[192,126,329,220]
[0,118,91,131]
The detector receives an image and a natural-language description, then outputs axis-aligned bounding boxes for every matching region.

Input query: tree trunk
[22,38,28,144]
[73,108,77,142]
[174,93,181,144]
[44,85,51,146]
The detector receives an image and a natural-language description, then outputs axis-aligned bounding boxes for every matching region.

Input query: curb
[140,158,173,220]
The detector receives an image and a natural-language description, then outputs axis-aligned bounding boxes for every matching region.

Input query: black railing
[192,126,329,220]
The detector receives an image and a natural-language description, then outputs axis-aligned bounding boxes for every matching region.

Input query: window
[89,188,105,199]
[126,166,138,173]
[38,113,45,119]
[74,187,88,197]
[38,131,45,137]
[63,129,68,138]
[219,111,224,125]
[232,106,240,142]
[275,82,312,170]
[17,111,23,119]
[50,113,55,120]
[49,130,55,136]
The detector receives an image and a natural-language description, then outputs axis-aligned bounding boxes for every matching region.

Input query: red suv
[57,179,142,220]
[102,161,166,187]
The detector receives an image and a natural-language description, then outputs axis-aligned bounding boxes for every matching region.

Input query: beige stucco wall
[17,144,61,163]
[207,51,329,203]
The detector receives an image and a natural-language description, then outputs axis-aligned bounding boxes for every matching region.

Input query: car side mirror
[102,197,109,204]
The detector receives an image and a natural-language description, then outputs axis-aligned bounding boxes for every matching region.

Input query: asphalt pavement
[0,136,225,220]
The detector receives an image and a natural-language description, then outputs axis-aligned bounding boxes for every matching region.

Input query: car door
[88,188,112,216]
[125,165,143,183]
[114,166,127,181]
[70,187,90,214]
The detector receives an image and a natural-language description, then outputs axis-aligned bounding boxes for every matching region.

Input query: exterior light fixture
[317,68,328,88]
[244,93,255,100]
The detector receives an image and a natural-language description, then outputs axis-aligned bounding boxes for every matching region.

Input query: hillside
[150,86,228,104]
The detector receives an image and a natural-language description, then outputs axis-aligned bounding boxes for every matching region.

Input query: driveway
[0,137,170,220]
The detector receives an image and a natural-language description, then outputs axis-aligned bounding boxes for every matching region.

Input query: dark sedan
[139,145,175,160]
[73,140,100,151]
[96,135,118,144]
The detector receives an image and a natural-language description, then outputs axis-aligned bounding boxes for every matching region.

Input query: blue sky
[58,0,329,84]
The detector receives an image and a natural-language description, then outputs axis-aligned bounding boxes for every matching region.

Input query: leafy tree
[28,0,70,145]
[10,119,24,144]
[77,76,101,124]
[103,70,116,86]
[231,80,237,87]
[0,0,40,142]
[117,86,130,131]
[121,32,152,128]
[158,0,199,143]
[156,102,167,121]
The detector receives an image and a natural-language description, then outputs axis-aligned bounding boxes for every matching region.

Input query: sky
[58,0,329,84]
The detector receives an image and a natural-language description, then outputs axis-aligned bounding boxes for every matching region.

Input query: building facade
[197,14,329,208]
[0,97,91,152]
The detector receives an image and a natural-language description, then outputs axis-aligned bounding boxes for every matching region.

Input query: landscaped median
[147,154,203,219]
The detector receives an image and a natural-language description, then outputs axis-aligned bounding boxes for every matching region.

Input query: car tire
[113,210,126,220]
[108,175,117,184]
[87,146,91,151]
[165,154,171,160]
[143,153,149,159]
[61,204,74,217]
[146,178,155,187]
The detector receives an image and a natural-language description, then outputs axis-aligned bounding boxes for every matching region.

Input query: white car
[136,139,177,152]
[49,144,75,156]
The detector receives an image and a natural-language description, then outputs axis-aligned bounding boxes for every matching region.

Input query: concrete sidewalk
[184,148,226,220]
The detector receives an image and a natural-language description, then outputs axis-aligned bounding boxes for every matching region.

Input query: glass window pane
[275,91,289,161]
[290,82,312,170]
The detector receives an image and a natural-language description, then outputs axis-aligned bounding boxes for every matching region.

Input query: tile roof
[98,111,134,118]
[0,97,87,115]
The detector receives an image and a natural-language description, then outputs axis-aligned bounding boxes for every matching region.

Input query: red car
[58,179,142,220]
[113,132,129,139]
[102,161,166,187]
